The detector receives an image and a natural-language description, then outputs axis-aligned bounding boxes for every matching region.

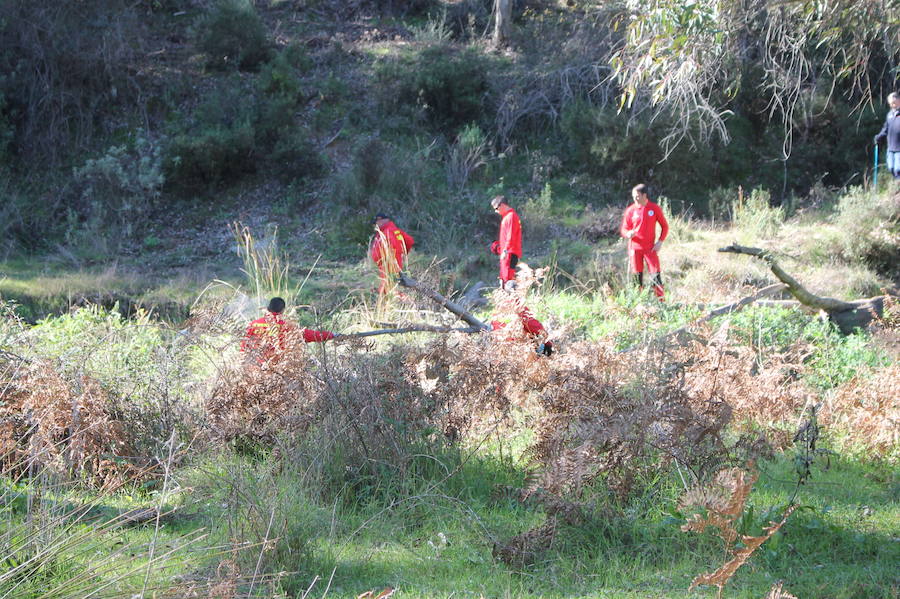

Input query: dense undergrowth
[1,255,898,597]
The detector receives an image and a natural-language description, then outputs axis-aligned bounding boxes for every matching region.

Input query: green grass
[152,448,898,598]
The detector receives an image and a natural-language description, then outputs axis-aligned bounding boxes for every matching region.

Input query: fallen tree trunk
[719,243,886,334]
[399,274,492,331]
[336,324,482,339]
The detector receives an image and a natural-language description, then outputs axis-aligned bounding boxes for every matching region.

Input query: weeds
[734,189,784,239]
[231,222,300,311]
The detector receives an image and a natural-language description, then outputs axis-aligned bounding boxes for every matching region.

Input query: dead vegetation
[680,466,796,599]
[0,357,141,489]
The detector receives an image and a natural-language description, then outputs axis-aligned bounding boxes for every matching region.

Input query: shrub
[259,51,305,100]
[166,121,256,186]
[268,131,326,182]
[165,67,325,188]
[0,1,145,163]
[71,130,164,241]
[446,123,488,190]
[733,188,784,238]
[410,9,454,42]
[376,44,492,132]
[196,0,271,72]
[164,83,258,187]
[833,188,900,278]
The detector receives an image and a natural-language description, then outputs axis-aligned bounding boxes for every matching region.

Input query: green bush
[196,0,271,71]
[0,1,145,163]
[733,188,784,238]
[268,131,326,182]
[166,121,256,186]
[71,130,164,240]
[29,305,167,392]
[333,138,425,211]
[165,63,326,188]
[376,44,491,132]
[727,305,889,391]
[833,187,900,278]
[258,47,307,101]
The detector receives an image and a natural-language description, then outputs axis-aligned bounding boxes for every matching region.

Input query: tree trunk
[399,273,492,331]
[718,243,886,334]
[493,0,511,48]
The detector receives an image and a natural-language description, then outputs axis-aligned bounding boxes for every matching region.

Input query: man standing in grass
[489,195,522,289]
[874,92,900,180]
[241,297,335,363]
[370,213,415,296]
[620,183,668,300]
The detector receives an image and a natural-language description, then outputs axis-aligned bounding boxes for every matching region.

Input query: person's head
[490,195,508,213]
[372,213,391,228]
[889,92,900,111]
[267,297,286,314]
[631,184,650,206]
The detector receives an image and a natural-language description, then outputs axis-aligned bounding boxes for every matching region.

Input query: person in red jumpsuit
[241,297,335,363]
[370,214,415,296]
[620,183,668,300]
[489,196,522,289]
[490,304,553,356]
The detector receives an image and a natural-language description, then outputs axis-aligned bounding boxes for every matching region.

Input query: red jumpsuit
[490,205,522,284]
[490,306,553,355]
[370,220,414,295]
[241,311,334,363]
[620,201,668,298]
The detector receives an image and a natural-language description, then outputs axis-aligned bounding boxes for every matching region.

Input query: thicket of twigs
[4,284,898,490]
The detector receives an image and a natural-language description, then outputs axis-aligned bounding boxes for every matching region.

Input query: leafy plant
[71,130,164,241]
[733,188,784,239]
[833,187,900,278]
[196,0,271,71]
[376,44,492,132]
[446,123,488,190]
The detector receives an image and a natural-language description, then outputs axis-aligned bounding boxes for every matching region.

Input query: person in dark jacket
[874,92,900,179]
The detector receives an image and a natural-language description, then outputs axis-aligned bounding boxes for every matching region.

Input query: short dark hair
[267,297,286,314]
[632,183,649,197]
[490,195,506,209]
[372,213,391,224]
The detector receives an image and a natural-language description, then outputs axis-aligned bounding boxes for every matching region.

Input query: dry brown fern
[764,581,799,599]
[681,466,796,598]
[824,364,899,458]
[0,358,141,488]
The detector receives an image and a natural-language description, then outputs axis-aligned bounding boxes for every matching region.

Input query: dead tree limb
[719,243,886,333]
[399,274,492,332]
[336,324,482,339]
